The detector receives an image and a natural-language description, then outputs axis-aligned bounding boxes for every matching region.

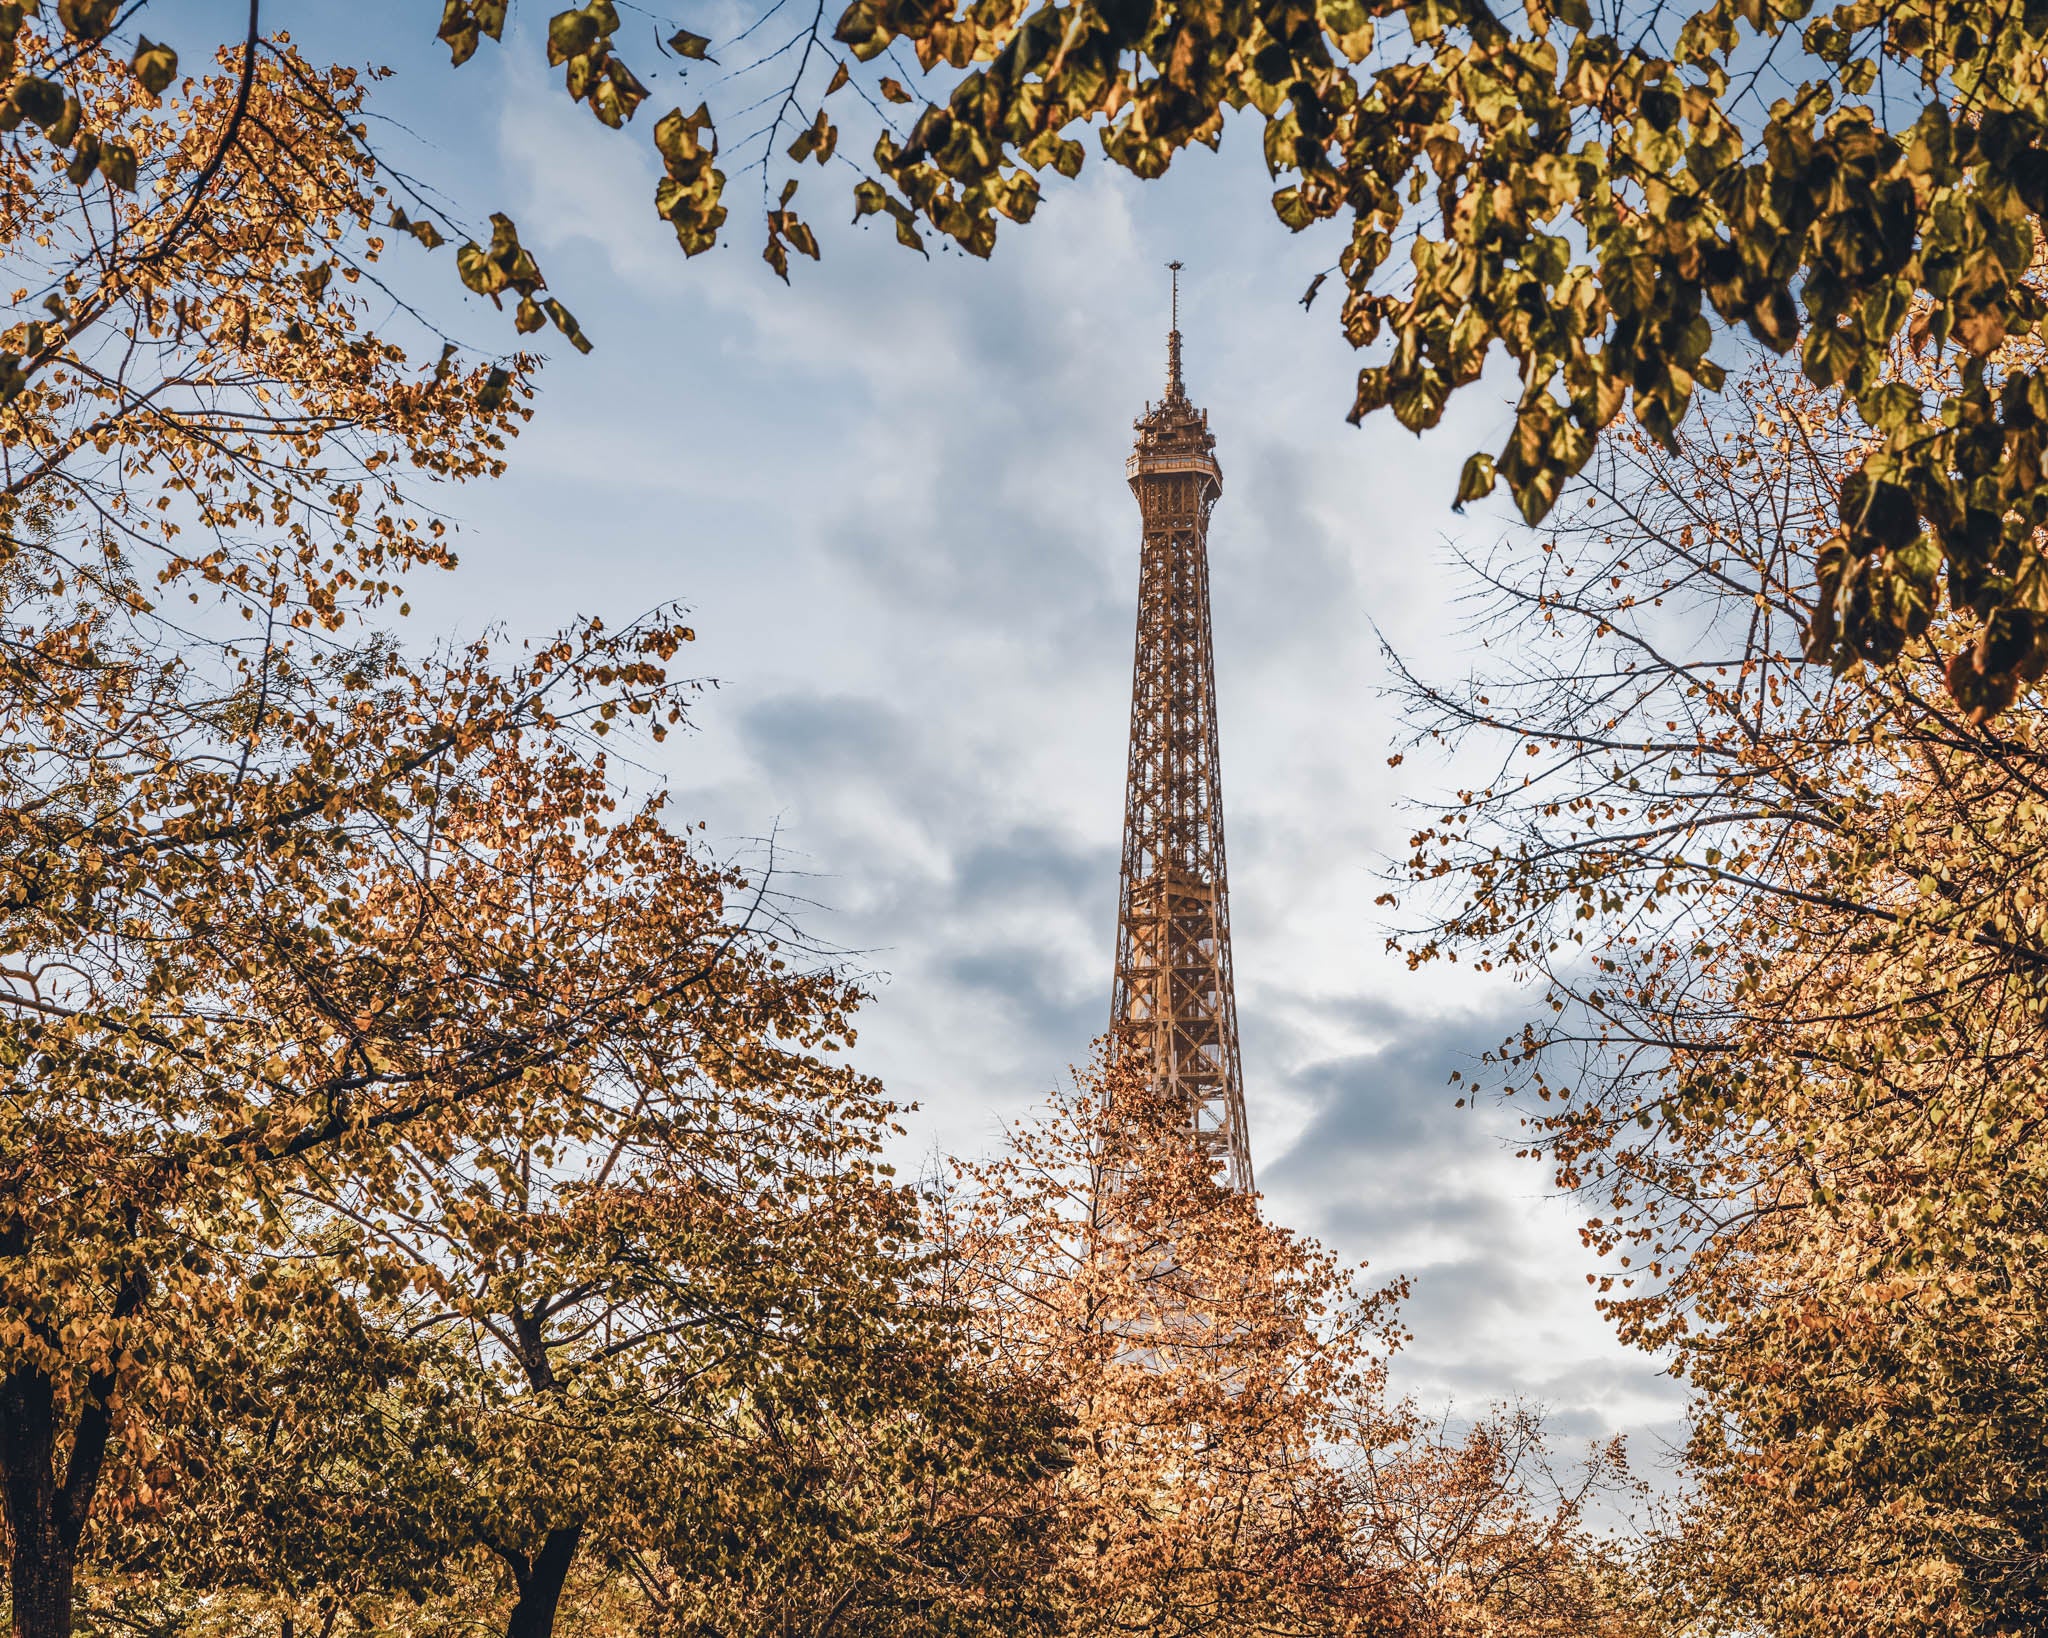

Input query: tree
[0,25,750,1637]
[624,1318,1071,1638]
[936,1046,1405,1636]
[77,1024,1075,1638]
[293,784,890,1638]
[1339,1404,1651,1638]
[1395,330,2048,1634]
[286,911,1065,1638]
[936,1045,1650,1638]
[1632,704,2048,1636]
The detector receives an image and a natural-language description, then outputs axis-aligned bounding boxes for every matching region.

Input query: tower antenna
[1164,260,1186,398]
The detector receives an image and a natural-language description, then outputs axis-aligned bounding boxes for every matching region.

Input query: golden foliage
[937,1046,1648,1638]
[1399,329,2048,1634]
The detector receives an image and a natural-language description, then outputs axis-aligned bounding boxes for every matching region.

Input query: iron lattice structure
[1109,270,1254,1193]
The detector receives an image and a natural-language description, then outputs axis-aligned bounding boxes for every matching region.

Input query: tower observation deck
[1109,265,1253,1193]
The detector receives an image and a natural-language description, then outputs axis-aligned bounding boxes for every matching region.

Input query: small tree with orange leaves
[936,1046,1638,1638]
[930,1046,1403,1636]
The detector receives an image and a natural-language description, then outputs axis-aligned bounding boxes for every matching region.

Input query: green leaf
[10,77,64,131]
[1272,186,1315,232]
[549,8,602,65]
[65,131,99,186]
[1801,323,1858,388]
[56,0,117,40]
[1316,0,1375,61]
[654,103,717,172]
[438,0,482,65]
[457,241,507,298]
[543,298,595,353]
[389,208,446,251]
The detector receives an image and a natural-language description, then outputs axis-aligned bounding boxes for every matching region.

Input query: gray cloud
[942,944,1105,1054]
[741,694,916,780]
[953,827,1118,911]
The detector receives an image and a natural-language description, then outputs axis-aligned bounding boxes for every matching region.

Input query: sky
[260,1,1688,1465]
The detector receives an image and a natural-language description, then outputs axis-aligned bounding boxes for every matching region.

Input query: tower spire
[1113,284,1252,1192]
[1165,260,1185,400]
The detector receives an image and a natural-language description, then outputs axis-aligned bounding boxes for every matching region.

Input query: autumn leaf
[132,38,178,100]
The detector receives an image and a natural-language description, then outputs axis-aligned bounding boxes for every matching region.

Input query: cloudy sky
[268,2,1686,1462]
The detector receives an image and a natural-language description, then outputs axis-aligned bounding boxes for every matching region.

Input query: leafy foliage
[936,1047,1650,1638]
[940,1048,1407,1636]
[811,0,2048,721]
[27,0,2048,717]
[1397,329,2048,1633]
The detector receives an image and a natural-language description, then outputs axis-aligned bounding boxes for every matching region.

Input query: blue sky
[252,1,1687,1460]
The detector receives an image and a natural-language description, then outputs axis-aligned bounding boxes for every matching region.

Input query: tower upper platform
[1128,279,1223,488]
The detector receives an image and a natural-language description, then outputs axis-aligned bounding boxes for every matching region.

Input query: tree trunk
[503,1525,585,1638]
[8,1519,76,1638]
[0,1267,137,1638]
[0,1363,103,1638]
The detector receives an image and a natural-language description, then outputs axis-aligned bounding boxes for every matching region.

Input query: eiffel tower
[1108,265,1253,1193]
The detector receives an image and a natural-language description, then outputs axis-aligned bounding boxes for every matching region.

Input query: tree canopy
[13,0,2048,715]
[1397,314,2048,1633]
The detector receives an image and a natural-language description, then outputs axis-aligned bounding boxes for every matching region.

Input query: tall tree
[1397,330,2048,1634]
[295,910,1055,1638]
[940,1048,1405,1636]
[0,26,733,1637]
[82,1033,1074,1638]
[72,766,1023,1638]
